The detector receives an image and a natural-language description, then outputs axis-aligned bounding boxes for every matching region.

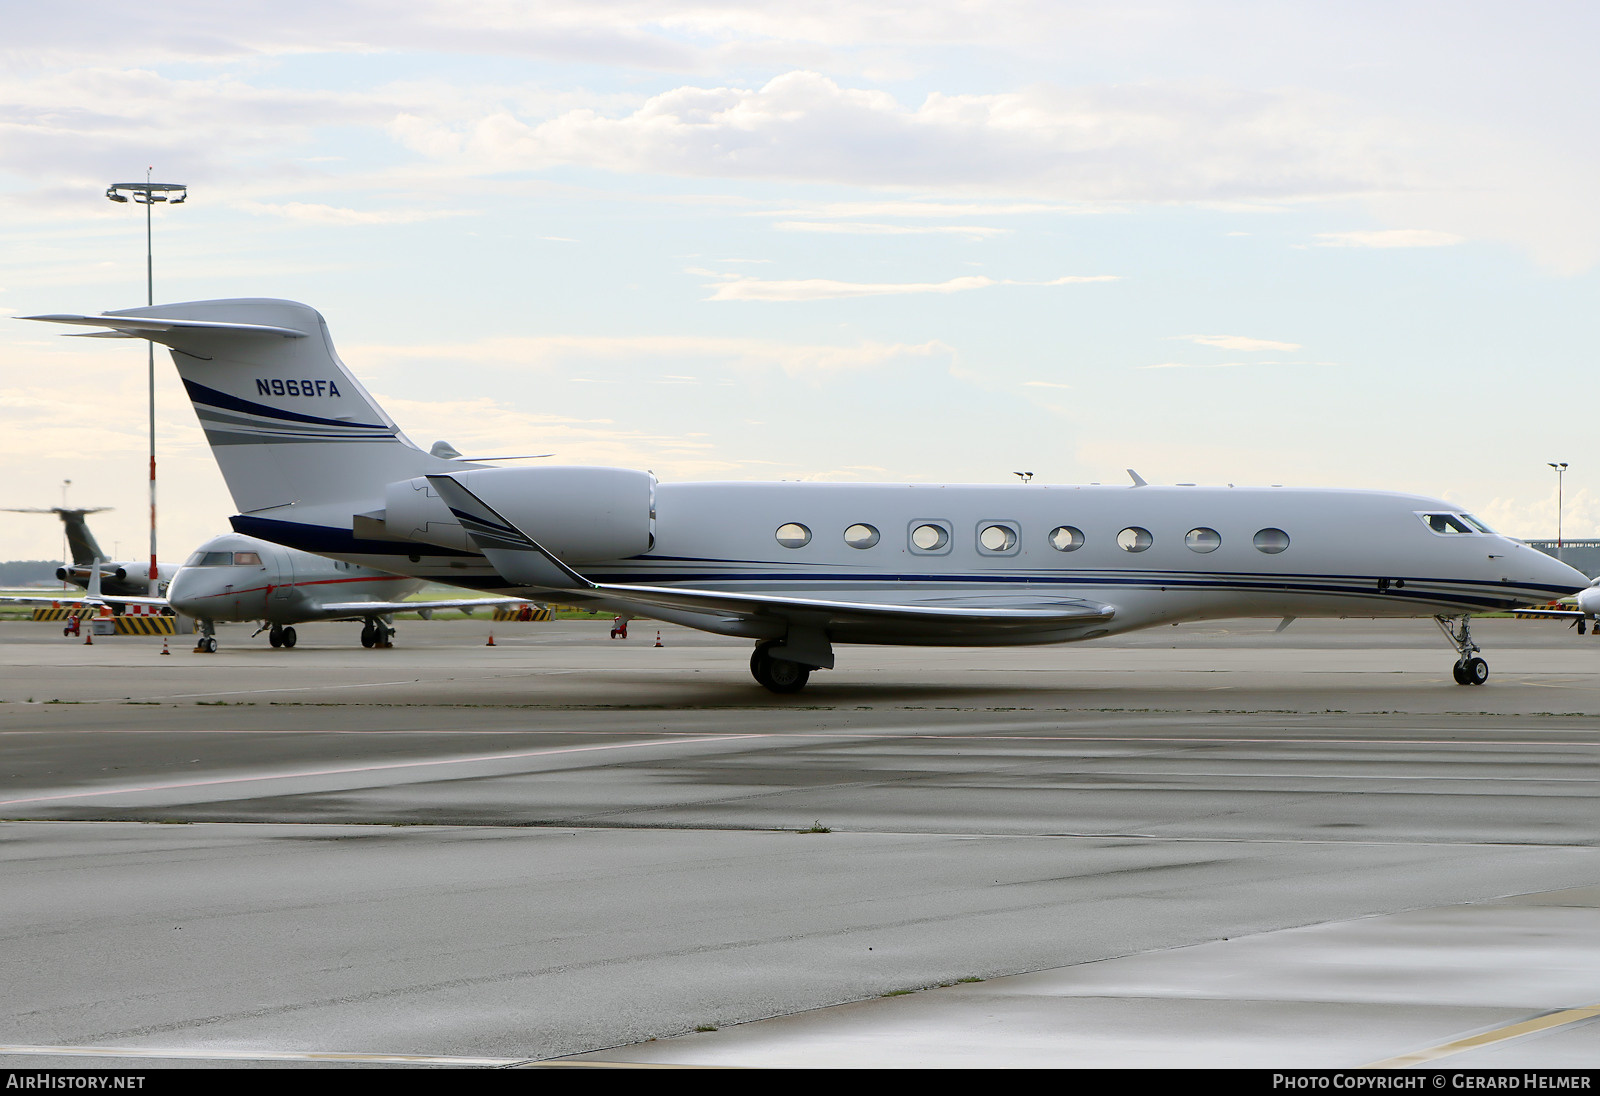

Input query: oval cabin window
[844,523,880,549]
[775,523,812,549]
[979,524,1018,552]
[1117,527,1153,553]
[1253,528,1290,554]
[1048,526,1084,552]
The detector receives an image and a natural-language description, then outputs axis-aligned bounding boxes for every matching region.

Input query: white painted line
[0,1043,523,1065]
[0,733,761,807]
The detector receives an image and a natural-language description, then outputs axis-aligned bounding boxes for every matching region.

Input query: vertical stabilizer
[2,507,111,564]
[28,300,466,527]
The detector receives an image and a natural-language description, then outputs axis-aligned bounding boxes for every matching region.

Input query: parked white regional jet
[3,529,525,651]
[27,299,1590,691]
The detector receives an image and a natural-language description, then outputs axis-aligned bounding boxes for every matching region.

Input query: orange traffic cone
[654,630,663,647]
[486,631,496,646]
[84,628,93,645]
[160,636,171,655]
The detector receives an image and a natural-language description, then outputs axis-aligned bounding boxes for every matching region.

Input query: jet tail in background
[2,506,112,564]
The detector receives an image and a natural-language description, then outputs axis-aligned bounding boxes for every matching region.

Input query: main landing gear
[1435,614,1488,685]
[359,618,395,648]
[750,641,811,694]
[267,624,298,649]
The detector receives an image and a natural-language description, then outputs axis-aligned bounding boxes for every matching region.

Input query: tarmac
[0,614,1595,1069]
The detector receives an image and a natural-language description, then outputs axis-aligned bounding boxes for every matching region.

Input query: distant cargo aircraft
[3,506,177,597]
[27,299,1590,690]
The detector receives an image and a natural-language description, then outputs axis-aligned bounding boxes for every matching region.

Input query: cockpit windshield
[183,550,261,566]
[1418,512,1493,535]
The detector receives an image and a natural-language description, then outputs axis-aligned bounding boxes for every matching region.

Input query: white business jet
[26,299,1589,691]
[166,531,527,651]
[3,528,525,651]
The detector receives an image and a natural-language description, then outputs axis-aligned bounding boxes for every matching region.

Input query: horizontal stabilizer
[26,314,309,339]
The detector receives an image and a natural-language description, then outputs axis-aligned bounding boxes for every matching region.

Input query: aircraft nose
[1519,543,1590,596]
[166,568,205,614]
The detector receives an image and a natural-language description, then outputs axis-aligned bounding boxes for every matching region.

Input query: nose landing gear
[1436,615,1487,685]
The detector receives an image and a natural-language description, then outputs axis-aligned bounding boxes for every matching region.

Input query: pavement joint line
[1366,1003,1600,1067]
[0,1044,525,1065]
[0,733,765,807]
[71,680,425,704]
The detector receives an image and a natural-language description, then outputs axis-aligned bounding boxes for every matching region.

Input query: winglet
[424,475,592,591]
[1127,469,1148,487]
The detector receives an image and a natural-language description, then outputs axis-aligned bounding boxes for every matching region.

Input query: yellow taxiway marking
[1367,1003,1600,1067]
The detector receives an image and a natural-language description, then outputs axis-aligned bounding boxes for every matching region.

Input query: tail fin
[28,300,460,524]
[2,507,111,564]
[55,508,109,565]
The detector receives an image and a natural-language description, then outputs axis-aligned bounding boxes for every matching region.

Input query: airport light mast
[106,172,187,590]
[1548,462,1568,558]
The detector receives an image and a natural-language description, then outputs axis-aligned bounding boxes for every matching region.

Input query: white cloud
[352,332,958,377]
[235,201,475,225]
[774,221,1008,237]
[1313,230,1465,249]
[1140,361,1245,370]
[699,271,1119,301]
[1175,334,1301,351]
[390,71,1424,203]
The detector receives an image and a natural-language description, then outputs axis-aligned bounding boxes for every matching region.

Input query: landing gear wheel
[750,642,811,694]
[269,625,284,648]
[281,626,297,649]
[201,636,218,654]
[360,623,376,648]
[1436,615,1487,688]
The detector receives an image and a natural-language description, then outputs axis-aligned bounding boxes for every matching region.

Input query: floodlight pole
[1548,462,1568,558]
[106,172,186,590]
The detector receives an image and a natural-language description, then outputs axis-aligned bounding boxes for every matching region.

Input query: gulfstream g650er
[28,299,1587,692]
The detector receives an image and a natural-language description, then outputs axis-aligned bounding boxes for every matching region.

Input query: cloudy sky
[2,1,1596,564]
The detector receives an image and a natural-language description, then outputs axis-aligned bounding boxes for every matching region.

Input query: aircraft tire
[360,625,376,648]
[282,626,297,649]
[201,636,218,654]
[750,643,811,694]
[1462,656,1488,685]
[269,626,283,648]
[1451,660,1467,685]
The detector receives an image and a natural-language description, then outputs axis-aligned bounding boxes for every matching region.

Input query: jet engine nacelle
[382,465,655,562]
[56,565,126,581]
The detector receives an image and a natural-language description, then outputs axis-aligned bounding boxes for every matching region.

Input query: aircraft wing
[585,582,1113,631]
[311,597,533,619]
[423,473,1115,640]
[1512,606,1585,620]
[1,593,168,608]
